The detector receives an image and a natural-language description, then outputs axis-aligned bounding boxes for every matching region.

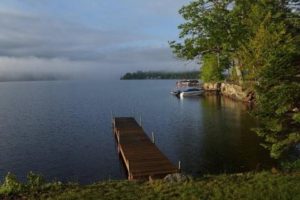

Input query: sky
[0,0,196,79]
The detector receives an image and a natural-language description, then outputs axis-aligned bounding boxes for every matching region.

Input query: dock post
[151,132,155,144]
[139,115,142,126]
[178,161,181,172]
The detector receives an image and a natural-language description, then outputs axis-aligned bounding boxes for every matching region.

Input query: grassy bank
[1,172,299,200]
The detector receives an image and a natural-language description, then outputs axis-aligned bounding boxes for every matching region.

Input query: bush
[27,171,45,190]
[201,54,224,82]
[0,172,22,195]
[280,160,300,173]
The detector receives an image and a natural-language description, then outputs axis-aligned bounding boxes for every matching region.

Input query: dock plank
[113,117,178,180]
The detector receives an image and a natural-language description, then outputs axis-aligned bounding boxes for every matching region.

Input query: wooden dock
[112,117,178,180]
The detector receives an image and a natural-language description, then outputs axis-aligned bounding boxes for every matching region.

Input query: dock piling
[139,115,142,126]
[151,132,155,144]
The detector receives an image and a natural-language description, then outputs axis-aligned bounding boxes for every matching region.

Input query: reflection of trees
[204,94,249,112]
[172,95,274,176]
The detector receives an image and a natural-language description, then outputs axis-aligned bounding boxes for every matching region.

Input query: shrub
[201,54,224,82]
[0,172,22,195]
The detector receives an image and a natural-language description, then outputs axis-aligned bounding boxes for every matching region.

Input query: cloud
[0,1,195,79]
[99,46,198,76]
[0,10,142,61]
[0,46,196,79]
[0,57,91,78]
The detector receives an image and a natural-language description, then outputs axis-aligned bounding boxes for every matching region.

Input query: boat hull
[180,90,203,97]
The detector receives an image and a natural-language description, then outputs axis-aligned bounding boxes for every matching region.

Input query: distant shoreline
[0,75,70,83]
[121,71,199,80]
[0,78,70,83]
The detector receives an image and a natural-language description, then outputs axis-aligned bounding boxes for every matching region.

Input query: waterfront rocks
[163,173,191,182]
[220,83,248,102]
[202,82,221,91]
[292,107,299,112]
[202,82,255,103]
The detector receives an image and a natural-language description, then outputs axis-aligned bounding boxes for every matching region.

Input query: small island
[120,71,199,80]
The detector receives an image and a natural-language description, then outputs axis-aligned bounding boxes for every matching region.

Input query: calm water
[0,80,274,183]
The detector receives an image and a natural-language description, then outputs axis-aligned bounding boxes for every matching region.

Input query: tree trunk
[235,66,243,85]
[233,58,243,85]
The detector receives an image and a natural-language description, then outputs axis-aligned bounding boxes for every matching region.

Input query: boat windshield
[185,88,200,92]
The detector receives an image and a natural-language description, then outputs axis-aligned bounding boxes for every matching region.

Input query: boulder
[163,173,191,182]
[202,82,221,91]
[203,82,255,103]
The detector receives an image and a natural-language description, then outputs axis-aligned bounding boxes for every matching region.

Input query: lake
[0,80,274,184]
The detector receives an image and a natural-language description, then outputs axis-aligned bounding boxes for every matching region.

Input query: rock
[271,167,279,174]
[202,82,221,91]
[163,173,191,182]
[245,91,255,102]
[203,82,255,103]
[292,107,299,112]
[220,83,248,101]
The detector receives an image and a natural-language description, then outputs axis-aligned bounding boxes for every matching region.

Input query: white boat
[170,89,181,96]
[180,88,203,98]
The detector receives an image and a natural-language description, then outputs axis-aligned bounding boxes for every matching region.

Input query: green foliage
[280,159,300,172]
[171,0,300,159]
[254,83,300,159]
[121,71,200,80]
[251,9,300,158]
[169,0,237,80]
[27,171,45,190]
[169,0,237,59]
[0,172,22,195]
[236,12,296,80]
[1,172,300,199]
[201,54,224,82]
[0,172,64,198]
[293,113,300,123]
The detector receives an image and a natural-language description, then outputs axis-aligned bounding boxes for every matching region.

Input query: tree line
[170,0,300,159]
[121,71,200,80]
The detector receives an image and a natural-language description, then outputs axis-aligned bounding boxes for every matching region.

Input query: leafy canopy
[171,0,300,159]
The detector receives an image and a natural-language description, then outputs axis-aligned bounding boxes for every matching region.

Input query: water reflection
[172,95,274,176]
[0,80,275,183]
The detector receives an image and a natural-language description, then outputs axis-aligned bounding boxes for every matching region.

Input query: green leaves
[27,171,45,190]
[201,54,226,82]
[234,0,300,159]
[0,172,64,198]
[292,113,300,123]
[0,172,22,195]
[255,81,300,158]
[171,0,300,159]
[270,133,300,159]
[170,0,236,61]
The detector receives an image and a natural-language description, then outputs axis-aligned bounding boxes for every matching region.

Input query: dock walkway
[112,117,178,180]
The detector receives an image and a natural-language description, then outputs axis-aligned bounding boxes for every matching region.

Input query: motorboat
[179,88,203,98]
[170,89,181,96]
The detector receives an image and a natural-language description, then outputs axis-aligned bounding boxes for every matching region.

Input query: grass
[0,171,300,200]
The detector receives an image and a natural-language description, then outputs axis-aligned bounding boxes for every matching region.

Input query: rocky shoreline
[202,82,255,104]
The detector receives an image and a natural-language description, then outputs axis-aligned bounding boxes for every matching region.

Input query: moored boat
[179,88,203,98]
[170,89,181,96]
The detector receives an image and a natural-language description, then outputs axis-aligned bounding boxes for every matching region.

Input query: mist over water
[0,80,274,184]
[0,0,196,82]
